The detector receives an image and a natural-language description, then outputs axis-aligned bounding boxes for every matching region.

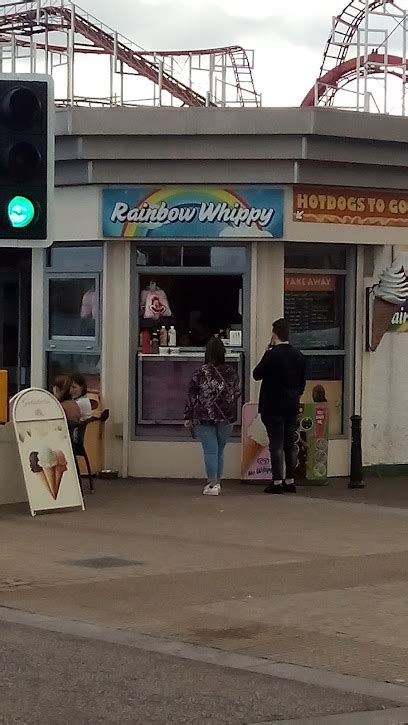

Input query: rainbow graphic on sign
[103,185,284,239]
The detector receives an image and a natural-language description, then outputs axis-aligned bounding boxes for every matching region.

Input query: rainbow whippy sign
[103,186,284,239]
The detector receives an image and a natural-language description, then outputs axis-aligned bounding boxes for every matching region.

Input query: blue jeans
[194,423,233,481]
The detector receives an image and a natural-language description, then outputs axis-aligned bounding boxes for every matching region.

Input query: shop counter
[137,351,243,425]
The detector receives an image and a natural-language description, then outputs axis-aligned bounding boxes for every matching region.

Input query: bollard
[349,414,364,489]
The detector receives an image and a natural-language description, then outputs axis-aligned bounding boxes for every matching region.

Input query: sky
[76,0,346,106]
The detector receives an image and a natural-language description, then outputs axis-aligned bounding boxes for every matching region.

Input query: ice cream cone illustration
[29,451,49,494]
[42,467,57,499]
[37,445,58,499]
[241,414,269,477]
[372,266,408,350]
[54,450,68,498]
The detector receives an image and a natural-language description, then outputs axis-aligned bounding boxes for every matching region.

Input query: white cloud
[219,225,273,238]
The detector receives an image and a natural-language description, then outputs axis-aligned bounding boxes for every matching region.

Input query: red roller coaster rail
[302,0,408,114]
[0,0,260,108]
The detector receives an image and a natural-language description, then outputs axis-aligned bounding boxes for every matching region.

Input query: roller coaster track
[302,0,400,107]
[0,0,260,107]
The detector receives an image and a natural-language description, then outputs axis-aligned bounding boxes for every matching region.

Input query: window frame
[44,242,103,388]
[46,272,101,352]
[284,245,356,438]
[130,242,251,440]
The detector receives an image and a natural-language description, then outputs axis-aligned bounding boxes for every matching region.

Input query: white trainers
[202,482,221,496]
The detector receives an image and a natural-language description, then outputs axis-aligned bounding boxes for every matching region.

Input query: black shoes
[264,482,297,494]
[264,484,284,494]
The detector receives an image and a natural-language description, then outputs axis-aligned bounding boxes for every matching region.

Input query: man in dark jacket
[253,318,306,494]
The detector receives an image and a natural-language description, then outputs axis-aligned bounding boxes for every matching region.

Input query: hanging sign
[371,264,408,349]
[103,185,284,239]
[11,388,84,516]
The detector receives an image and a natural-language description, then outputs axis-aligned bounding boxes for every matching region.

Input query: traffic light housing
[0,74,54,247]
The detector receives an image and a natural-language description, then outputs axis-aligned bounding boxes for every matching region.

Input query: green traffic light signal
[7,195,35,228]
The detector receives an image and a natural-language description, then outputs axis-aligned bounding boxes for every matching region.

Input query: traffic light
[0,74,54,247]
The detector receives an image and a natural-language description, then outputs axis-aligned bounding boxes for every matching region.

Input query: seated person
[70,373,93,421]
[52,375,81,425]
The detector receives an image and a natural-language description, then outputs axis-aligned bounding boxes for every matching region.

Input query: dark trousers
[262,415,298,482]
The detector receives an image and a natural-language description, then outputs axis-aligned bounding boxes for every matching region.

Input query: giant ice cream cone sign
[371,266,408,350]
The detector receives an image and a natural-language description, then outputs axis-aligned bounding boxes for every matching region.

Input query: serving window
[132,243,249,436]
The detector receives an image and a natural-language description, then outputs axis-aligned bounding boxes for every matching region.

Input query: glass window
[136,246,182,266]
[284,274,345,350]
[284,243,353,437]
[209,247,247,270]
[49,278,98,339]
[139,274,243,346]
[46,244,103,272]
[135,244,247,271]
[47,352,101,394]
[303,355,344,437]
[285,243,347,270]
[183,246,211,267]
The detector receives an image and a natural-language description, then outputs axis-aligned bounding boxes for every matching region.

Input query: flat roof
[55,105,408,144]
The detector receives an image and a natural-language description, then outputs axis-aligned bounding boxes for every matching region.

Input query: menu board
[284,274,341,349]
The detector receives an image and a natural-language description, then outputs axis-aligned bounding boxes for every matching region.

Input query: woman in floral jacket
[185,337,241,496]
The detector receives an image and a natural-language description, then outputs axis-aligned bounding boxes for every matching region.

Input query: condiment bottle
[168,325,177,347]
[142,330,151,354]
[151,332,159,354]
[159,326,168,346]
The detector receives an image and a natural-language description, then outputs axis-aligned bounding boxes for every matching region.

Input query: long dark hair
[205,336,226,366]
[53,375,72,402]
[71,372,88,397]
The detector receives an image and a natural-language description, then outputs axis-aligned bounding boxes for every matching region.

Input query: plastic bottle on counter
[168,325,177,347]
[159,325,168,346]
[142,330,151,354]
[151,332,159,354]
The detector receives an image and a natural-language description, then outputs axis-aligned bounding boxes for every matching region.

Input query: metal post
[11,34,16,73]
[188,53,192,89]
[153,52,157,106]
[170,57,174,106]
[221,52,227,107]
[68,4,75,106]
[384,38,388,114]
[403,12,407,116]
[109,52,114,105]
[158,60,163,106]
[363,0,370,112]
[349,415,364,488]
[209,53,215,104]
[30,36,35,73]
[44,24,49,74]
[356,29,361,111]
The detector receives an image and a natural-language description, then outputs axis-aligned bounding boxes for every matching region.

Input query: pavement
[0,616,400,724]
[2,476,408,723]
